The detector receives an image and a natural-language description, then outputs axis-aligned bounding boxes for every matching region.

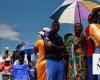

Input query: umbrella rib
[77,1,82,24]
[79,1,90,12]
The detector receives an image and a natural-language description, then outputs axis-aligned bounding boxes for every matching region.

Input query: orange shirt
[35,39,45,62]
[35,39,46,80]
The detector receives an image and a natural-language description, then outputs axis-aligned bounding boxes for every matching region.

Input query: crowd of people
[0,6,99,80]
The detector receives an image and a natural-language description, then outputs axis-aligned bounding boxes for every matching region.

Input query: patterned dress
[65,35,87,80]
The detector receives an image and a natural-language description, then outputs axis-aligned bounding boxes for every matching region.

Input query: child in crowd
[12,51,29,80]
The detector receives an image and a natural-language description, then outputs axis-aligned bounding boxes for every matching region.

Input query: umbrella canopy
[84,0,100,5]
[50,0,98,24]
[63,0,100,5]
[21,42,34,55]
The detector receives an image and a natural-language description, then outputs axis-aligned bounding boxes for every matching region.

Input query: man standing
[45,21,65,80]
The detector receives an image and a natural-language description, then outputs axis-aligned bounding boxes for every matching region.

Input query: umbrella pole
[77,2,81,24]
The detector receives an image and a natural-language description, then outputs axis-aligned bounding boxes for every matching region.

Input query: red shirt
[3,64,12,73]
[85,26,94,57]
[0,64,3,72]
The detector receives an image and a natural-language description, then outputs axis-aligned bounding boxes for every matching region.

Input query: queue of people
[34,6,100,80]
[0,6,99,80]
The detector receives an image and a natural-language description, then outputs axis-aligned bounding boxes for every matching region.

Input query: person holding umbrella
[65,23,87,80]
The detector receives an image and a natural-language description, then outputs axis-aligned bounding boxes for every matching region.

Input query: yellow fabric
[80,0,99,12]
[35,39,46,80]
[90,24,100,48]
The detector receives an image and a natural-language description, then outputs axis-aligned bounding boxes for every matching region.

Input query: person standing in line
[12,51,29,80]
[85,14,98,80]
[34,27,50,80]
[64,33,72,79]
[90,6,100,80]
[66,23,87,80]
[2,47,11,62]
[45,21,65,80]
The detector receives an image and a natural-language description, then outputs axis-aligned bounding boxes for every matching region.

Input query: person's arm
[90,33,100,47]
[90,24,100,42]
[11,53,14,64]
[45,35,65,51]
[45,41,66,52]
[34,47,38,53]
[34,41,39,53]
[90,24,100,47]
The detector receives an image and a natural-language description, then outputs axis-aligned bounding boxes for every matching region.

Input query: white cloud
[0,24,20,41]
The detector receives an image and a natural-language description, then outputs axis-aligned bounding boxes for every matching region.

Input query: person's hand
[80,35,86,43]
[88,37,94,44]
[57,45,65,51]
[34,47,38,53]
[74,44,79,50]
[28,62,32,68]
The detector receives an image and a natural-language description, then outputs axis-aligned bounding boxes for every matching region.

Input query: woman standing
[34,27,50,80]
[90,6,100,80]
[65,23,87,80]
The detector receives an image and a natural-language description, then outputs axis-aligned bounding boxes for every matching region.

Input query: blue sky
[0,0,65,52]
[0,0,99,52]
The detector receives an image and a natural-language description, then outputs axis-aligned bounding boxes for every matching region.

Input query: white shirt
[14,59,28,65]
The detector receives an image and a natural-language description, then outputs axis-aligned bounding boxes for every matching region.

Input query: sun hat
[38,27,50,36]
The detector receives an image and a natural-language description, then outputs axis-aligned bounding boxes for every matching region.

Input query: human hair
[91,9,100,24]
[74,23,83,31]
[51,20,60,27]
[19,51,25,58]
[64,33,72,40]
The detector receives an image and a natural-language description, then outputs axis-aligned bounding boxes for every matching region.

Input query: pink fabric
[61,0,81,6]
[75,2,89,23]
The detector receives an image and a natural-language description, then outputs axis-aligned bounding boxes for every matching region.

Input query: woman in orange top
[34,27,50,80]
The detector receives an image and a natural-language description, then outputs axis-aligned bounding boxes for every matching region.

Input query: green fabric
[65,35,87,80]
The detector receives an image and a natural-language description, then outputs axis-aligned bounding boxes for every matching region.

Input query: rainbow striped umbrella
[50,0,99,24]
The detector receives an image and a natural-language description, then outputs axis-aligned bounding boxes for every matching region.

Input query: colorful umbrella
[50,0,99,24]
[64,0,100,4]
